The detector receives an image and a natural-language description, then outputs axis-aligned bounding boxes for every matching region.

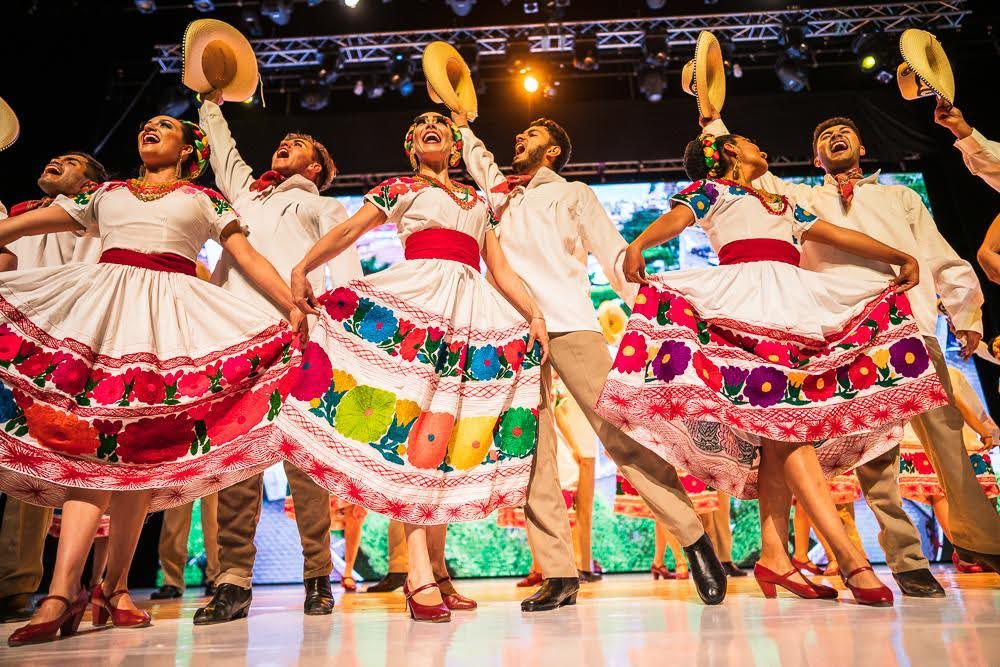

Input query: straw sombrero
[896,28,955,105]
[182,19,258,103]
[681,31,726,116]
[0,96,19,152]
[422,41,478,121]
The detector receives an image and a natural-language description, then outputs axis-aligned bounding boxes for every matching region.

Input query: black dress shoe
[0,594,33,623]
[193,583,252,625]
[521,577,580,612]
[683,534,727,605]
[304,576,335,615]
[150,584,183,600]
[954,546,1000,576]
[893,568,946,598]
[578,570,602,583]
[722,562,747,577]
[203,581,217,597]
[365,572,407,593]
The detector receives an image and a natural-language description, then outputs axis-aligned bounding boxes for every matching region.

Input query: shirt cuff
[954,129,987,155]
[952,310,984,336]
[703,118,729,136]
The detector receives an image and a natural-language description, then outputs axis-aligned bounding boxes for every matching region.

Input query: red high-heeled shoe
[952,551,985,573]
[342,577,358,593]
[436,577,477,610]
[403,581,451,623]
[754,563,823,599]
[92,586,152,628]
[651,565,673,580]
[841,566,894,607]
[791,557,824,576]
[7,589,88,647]
[517,571,544,588]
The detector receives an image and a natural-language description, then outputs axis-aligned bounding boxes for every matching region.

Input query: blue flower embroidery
[0,381,18,422]
[358,305,398,343]
[728,184,747,195]
[793,205,817,223]
[469,345,501,380]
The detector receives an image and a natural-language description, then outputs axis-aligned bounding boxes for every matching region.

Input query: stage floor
[1,568,997,666]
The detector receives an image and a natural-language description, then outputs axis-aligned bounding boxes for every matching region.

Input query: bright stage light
[344,0,360,7]
[523,75,540,93]
[859,54,877,71]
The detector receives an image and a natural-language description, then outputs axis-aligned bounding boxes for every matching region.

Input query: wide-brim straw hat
[681,31,726,116]
[422,41,478,121]
[0,96,19,152]
[896,28,955,105]
[182,19,258,103]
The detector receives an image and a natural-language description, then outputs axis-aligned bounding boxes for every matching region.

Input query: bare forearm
[804,221,910,266]
[632,209,691,252]
[491,270,540,321]
[0,249,17,272]
[0,207,79,246]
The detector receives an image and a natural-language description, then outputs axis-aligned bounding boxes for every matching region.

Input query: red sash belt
[404,228,481,270]
[99,248,197,276]
[717,239,800,267]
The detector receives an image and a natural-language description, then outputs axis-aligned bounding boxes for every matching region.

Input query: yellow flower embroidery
[332,369,357,393]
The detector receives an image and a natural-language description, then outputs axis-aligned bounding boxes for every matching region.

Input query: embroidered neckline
[713,178,789,217]
[125,178,186,203]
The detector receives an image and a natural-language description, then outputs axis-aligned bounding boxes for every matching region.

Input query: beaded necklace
[126,178,186,203]
[714,177,789,216]
[415,174,478,211]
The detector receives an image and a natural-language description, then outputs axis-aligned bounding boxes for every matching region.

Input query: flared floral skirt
[898,438,998,502]
[614,473,719,518]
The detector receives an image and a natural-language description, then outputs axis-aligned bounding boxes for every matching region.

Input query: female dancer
[596,131,947,606]
[0,115,303,645]
[791,474,864,576]
[280,111,548,623]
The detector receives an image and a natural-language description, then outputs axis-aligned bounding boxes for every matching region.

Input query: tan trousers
[387,519,408,573]
[700,491,733,561]
[158,494,220,590]
[907,337,1000,555]
[216,462,333,588]
[0,498,53,598]
[526,331,705,578]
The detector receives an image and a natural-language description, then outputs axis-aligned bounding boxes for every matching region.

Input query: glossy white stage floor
[1,568,997,667]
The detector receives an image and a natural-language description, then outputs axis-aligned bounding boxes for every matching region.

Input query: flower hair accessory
[404,117,464,171]
[700,133,721,178]
[181,120,210,180]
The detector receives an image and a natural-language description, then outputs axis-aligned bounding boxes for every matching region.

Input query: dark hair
[812,116,862,152]
[683,134,737,181]
[63,151,108,183]
[529,118,572,172]
[178,121,202,180]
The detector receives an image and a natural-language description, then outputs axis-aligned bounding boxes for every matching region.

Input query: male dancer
[455,112,726,609]
[707,112,1000,584]
[193,97,363,624]
[933,99,1000,192]
[150,495,220,599]
[0,151,107,621]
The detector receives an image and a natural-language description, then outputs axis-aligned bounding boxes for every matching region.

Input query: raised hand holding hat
[422,41,478,121]
[182,19,259,103]
[681,31,727,118]
[0,96,19,152]
[896,28,955,105]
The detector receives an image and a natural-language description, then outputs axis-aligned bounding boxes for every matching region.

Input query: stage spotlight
[646,0,666,8]
[572,39,599,72]
[317,48,342,86]
[523,74,540,93]
[507,43,532,75]
[306,0,324,5]
[367,76,386,99]
[523,1,539,14]
[775,55,809,93]
[261,0,293,26]
[779,24,810,60]
[159,85,192,117]
[353,79,365,96]
[638,66,666,103]
[387,52,414,95]
[134,0,156,13]
[543,79,560,99]
[193,0,215,11]
[446,0,476,16]
[300,79,330,111]
[241,6,263,36]
[852,32,894,83]
[344,0,360,7]
[643,34,669,67]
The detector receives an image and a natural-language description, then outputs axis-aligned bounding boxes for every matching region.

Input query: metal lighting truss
[153,1,969,72]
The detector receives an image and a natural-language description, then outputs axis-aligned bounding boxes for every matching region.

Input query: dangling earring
[175,160,184,180]
[138,164,147,181]
[732,157,743,182]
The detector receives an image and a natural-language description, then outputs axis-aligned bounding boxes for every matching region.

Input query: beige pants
[0,498,53,598]
[216,462,333,588]
[907,337,1000,555]
[700,491,733,561]
[527,331,705,578]
[158,494,220,590]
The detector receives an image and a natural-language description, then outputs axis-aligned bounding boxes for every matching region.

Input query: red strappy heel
[841,566,893,607]
[436,577,477,610]
[952,551,985,573]
[7,589,88,647]
[403,581,451,623]
[651,564,672,580]
[517,571,544,587]
[791,557,824,576]
[92,586,152,628]
[754,563,826,599]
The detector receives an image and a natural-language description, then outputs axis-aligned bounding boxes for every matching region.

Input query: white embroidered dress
[0,182,295,510]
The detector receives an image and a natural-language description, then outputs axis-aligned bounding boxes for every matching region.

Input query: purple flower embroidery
[703,181,719,204]
[651,340,692,382]
[889,338,930,378]
[720,366,749,391]
[743,366,787,408]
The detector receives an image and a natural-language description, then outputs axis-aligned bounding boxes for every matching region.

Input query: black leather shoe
[203,581,217,597]
[683,534,727,605]
[150,584,183,600]
[304,576,335,615]
[578,570,602,583]
[954,546,1000,576]
[722,562,747,577]
[193,583,252,625]
[365,572,407,593]
[0,594,33,623]
[521,577,580,612]
[893,568,946,598]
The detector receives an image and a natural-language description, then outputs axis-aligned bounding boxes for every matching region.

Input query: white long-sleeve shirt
[955,129,1000,192]
[460,126,636,333]
[199,101,362,320]
[705,118,983,338]
[0,198,101,269]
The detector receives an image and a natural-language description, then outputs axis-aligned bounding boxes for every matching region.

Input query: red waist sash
[404,228,481,270]
[717,239,800,267]
[99,248,197,276]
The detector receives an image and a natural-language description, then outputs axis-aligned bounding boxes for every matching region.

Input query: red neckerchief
[8,197,53,217]
[833,167,864,209]
[489,173,534,195]
[250,170,287,193]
